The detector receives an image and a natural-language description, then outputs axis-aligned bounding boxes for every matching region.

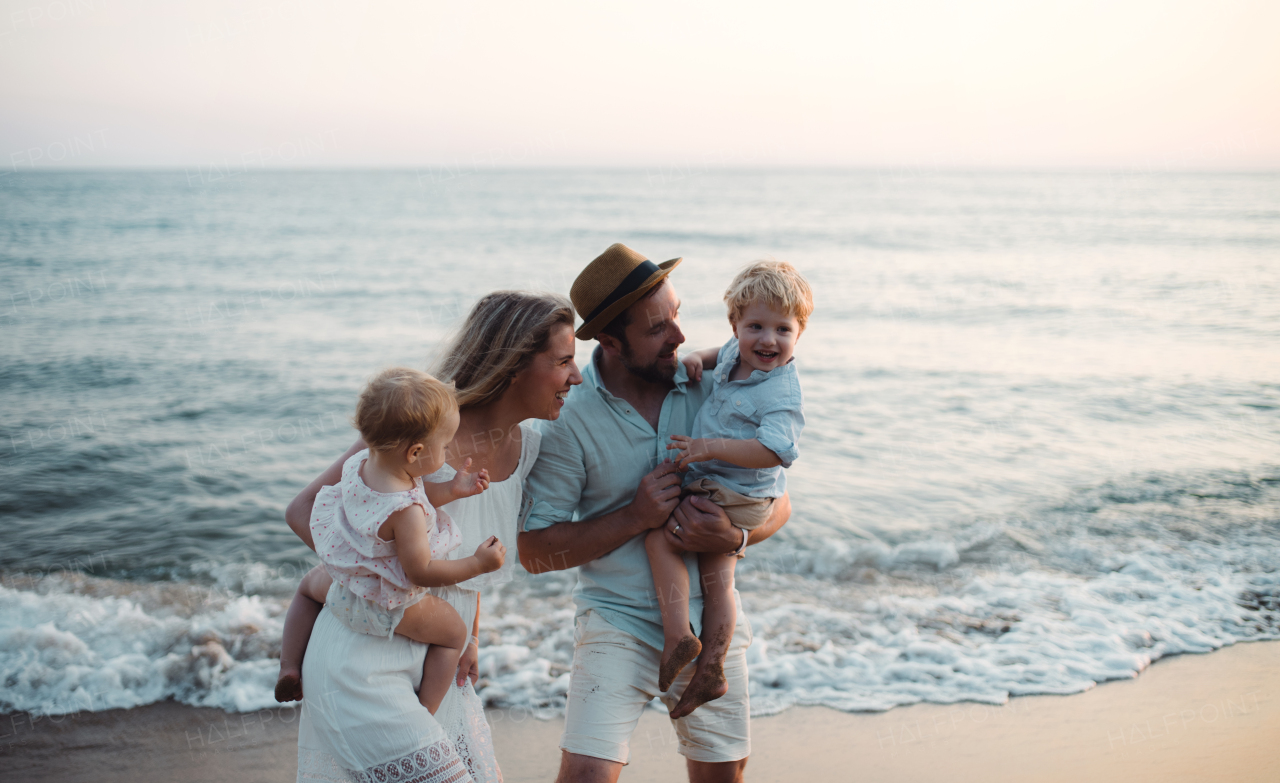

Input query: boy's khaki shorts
[685,477,774,533]
[560,607,753,765]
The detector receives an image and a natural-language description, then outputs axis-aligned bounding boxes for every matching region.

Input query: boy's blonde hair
[354,367,458,454]
[724,260,813,331]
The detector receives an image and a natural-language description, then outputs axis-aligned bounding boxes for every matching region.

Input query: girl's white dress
[297,424,541,783]
[311,448,462,615]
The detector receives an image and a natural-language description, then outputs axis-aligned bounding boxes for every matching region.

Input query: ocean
[1,169,1277,719]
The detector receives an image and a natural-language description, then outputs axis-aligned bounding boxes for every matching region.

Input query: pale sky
[2,0,1278,170]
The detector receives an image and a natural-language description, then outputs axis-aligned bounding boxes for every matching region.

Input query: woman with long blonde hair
[286,291,581,783]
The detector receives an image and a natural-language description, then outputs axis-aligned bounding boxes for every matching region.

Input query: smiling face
[606,280,685,384]
[732,300,801,373]
[508,323,582,421]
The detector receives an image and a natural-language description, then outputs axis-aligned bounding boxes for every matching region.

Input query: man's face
[618,281,685,384]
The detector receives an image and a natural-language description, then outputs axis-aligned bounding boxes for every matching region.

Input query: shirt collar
[716,339,796,385]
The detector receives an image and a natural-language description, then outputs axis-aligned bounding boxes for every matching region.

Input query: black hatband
[583,259,661,325]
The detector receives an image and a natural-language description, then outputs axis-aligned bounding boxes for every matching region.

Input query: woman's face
[510,324,582,421]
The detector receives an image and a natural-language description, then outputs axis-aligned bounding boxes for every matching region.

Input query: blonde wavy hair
[433,291,575,409]
[724,260,814,331]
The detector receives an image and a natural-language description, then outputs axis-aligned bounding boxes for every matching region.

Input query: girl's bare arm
[385,506,488,587]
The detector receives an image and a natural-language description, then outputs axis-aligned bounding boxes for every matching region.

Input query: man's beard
[620,344,677,385]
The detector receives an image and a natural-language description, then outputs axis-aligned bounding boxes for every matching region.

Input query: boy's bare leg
[275,565,332,702]
[670,552,735,719]
[395,594,467,714]
[645,527,702,692]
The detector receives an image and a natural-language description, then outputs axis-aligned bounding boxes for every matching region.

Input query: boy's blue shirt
[686,336,805,498]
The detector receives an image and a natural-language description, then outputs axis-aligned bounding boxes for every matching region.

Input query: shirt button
[735,400,740,406]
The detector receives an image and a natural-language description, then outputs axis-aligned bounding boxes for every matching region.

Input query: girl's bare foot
[275,670,303,702]
[668,661,726,719]
[659,635,702,692]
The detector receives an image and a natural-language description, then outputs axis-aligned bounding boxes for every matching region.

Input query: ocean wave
[3,469,1277,719]
[0,575,288,716]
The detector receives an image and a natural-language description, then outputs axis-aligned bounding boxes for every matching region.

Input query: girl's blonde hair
[724,260,814,331]
[433,291,575,409]
[354,367,457,453]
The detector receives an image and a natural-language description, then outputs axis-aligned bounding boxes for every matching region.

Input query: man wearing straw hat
[519,243,792,782]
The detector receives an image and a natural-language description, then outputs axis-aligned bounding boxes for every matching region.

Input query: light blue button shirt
[686,337,805,498]
[521,347,714,651]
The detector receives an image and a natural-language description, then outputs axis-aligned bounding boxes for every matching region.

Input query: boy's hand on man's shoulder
[681,352,704,382]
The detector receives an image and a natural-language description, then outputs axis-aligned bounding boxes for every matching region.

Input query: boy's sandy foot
[669,661,726,720]
[275,670,302,702]
[659,635,702,692]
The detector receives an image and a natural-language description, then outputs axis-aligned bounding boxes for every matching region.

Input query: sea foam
[3,472,1277,719]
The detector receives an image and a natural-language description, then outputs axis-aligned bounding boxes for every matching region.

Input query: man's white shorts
[559,607,753,765]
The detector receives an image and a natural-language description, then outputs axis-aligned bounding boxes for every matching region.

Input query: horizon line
[5,164,1280,176]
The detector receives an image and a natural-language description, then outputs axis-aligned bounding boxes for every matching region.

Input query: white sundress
[426,421,542,783]
[297,426,541,783]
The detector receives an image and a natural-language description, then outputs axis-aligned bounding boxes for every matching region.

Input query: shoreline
[5,640,1277,782]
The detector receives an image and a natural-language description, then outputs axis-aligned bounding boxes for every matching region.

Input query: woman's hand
[456,638,479,687]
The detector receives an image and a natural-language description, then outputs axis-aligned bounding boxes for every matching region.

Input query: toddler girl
[647,260,811,719]
[274,366,506,714]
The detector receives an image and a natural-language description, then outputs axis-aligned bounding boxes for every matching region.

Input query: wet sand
[6,641,1277,782]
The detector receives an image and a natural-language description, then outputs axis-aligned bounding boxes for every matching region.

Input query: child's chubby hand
[473,536,506,573]
[451,458,490,499]
[667,434,716,470]
[681,353,705,382]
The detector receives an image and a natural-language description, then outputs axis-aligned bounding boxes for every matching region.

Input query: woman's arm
[286,437,366,551]
[457,596,481,686]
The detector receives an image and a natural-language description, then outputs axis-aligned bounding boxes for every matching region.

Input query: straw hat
[570,243,682,340]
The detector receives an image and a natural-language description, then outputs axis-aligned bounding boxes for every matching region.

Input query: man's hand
[456,638,479,687]
[631,461,683,529]
[664,494,740,553]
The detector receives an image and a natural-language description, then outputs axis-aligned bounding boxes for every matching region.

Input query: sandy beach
[5,640,1276,783]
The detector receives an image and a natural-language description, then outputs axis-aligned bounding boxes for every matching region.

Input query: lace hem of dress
[298,740,472,783]
[435,680,503,783]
